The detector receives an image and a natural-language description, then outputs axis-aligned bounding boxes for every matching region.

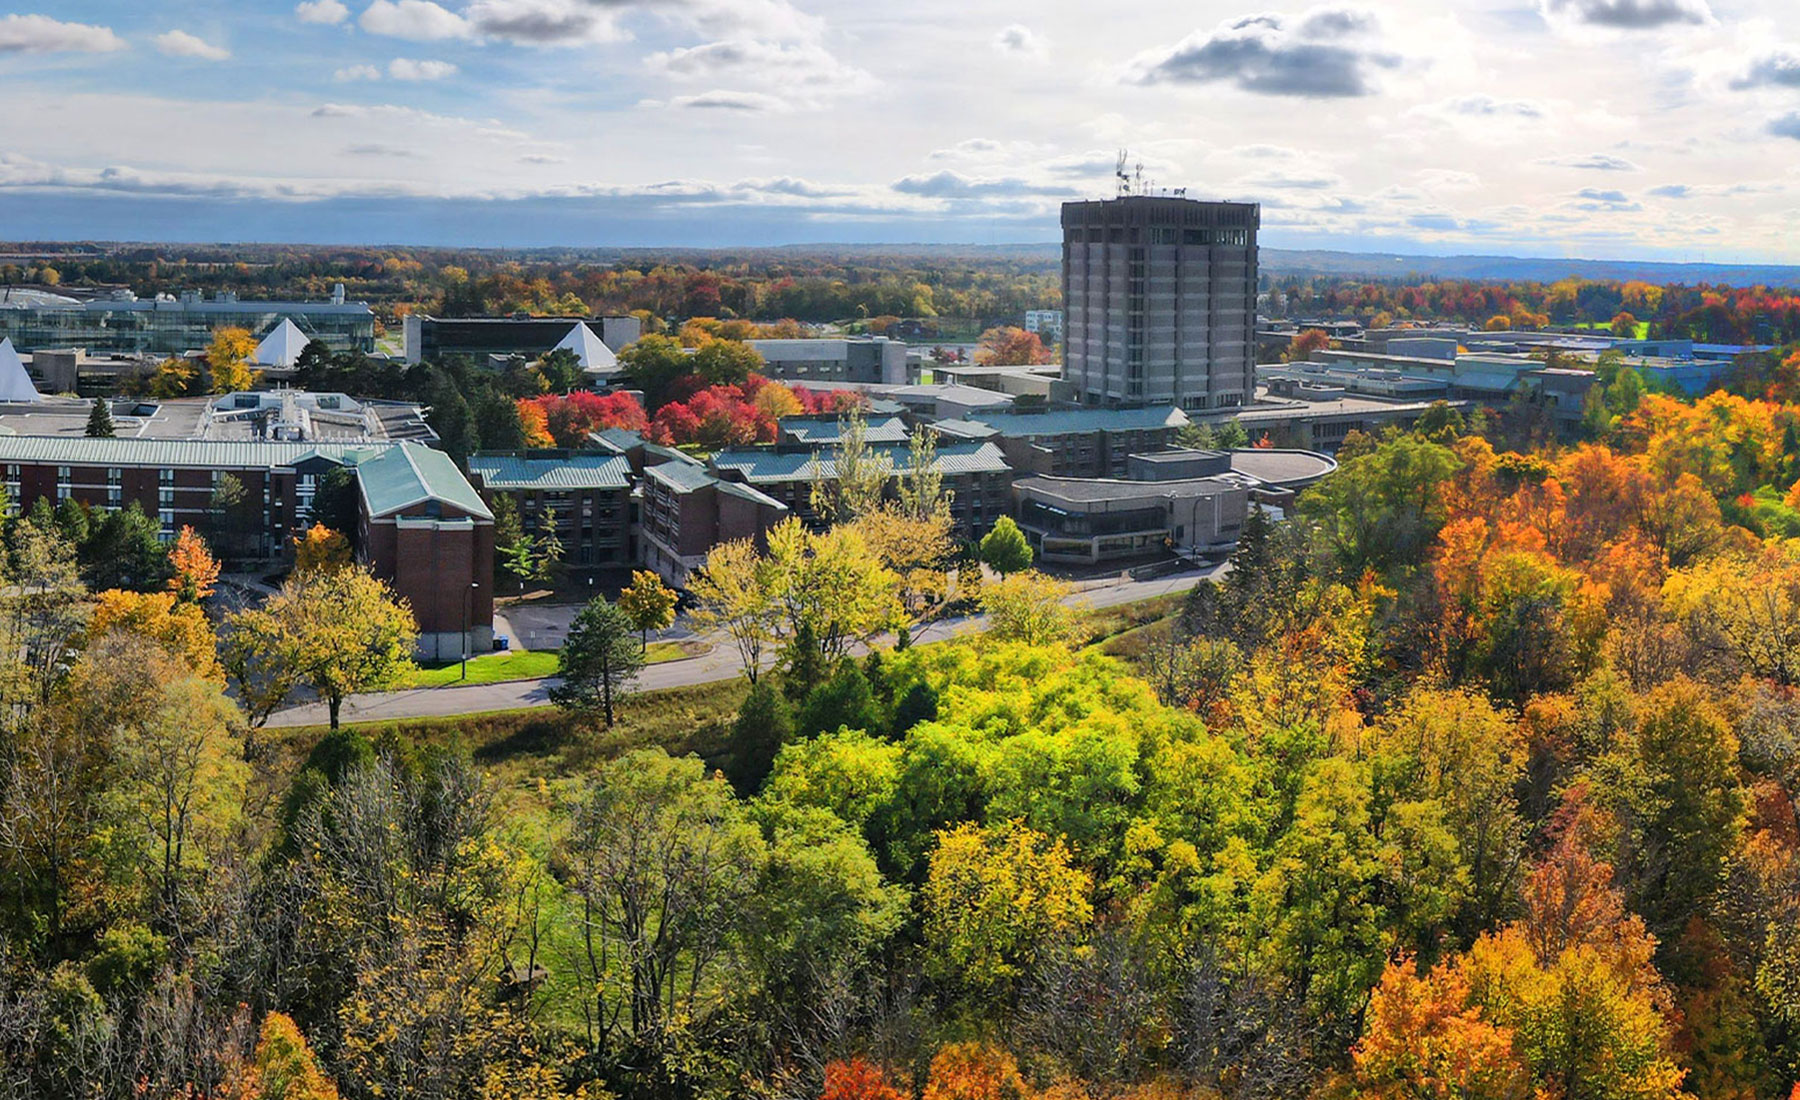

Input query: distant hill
[1257,247,1800,287]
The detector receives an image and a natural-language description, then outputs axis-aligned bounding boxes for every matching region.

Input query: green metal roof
[468,452,631,491]
[0,435,386,468]
[590,427,703,466]
[709,441,1010,484]
[645,461,719,492]
[778,416,910,444]
[352,444,492,521]
[968,406,1189,436]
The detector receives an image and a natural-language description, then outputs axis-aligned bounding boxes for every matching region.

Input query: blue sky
[1,0,1798,259]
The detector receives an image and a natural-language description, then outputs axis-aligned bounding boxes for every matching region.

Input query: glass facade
[0,297,375,355]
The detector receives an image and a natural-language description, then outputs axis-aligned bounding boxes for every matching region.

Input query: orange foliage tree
[168,525,221,603]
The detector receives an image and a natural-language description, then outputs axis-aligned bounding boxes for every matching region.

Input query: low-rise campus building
[467,451,635,571]
[0,436,494,660]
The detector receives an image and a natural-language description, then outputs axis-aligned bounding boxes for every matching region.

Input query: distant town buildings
[1024,309,1063,344]
[1061,195,1259,411]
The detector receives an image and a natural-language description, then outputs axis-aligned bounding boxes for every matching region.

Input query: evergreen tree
[84,397,114,438]
[726,680,793,794]
[550,596,644,726]
[891,680,939,738]
[796,662,885,739]
[780,620,829,702]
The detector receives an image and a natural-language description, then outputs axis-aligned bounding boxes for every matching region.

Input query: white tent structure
[553,322,618,375]
[0,339,42,403]
[253,319,311,368]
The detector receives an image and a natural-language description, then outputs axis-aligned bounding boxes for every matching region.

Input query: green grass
[1573,321,1651,340]
[273,677,751,795]
[400,641,697,687]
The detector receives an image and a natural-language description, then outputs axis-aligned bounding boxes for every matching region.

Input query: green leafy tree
[490,493,534,590]
[537,347,585,393]
[979,516,1033,575]
[550,596,644,726]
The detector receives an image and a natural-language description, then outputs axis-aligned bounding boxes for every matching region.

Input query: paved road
[265,565,1222,729]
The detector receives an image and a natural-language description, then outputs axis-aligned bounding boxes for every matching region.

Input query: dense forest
[7,243,1800,343]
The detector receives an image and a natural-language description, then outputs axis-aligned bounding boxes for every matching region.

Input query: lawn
[400,640,695,687]
[1573,320,1651,340]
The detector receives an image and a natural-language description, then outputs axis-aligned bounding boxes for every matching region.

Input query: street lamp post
[461,580,480,680]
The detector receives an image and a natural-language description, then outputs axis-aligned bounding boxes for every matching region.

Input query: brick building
[638,461,788,585]
[467,451,635,572]
[0,436,493,660]
[707,440,1014,539]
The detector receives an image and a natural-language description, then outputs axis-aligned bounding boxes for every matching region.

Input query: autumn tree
[617,569,677,650]
[923,822,1092,1000]
[204,326,260,394]
[1287,327,1334,359]
[221,565,417,729]
[167,525,220,603]
[975,326,1054,367]
[291,525,352,577]
[980,570,1075,646]
[89,588,223,683]
[690,539,780,682]
[812,406,894,524]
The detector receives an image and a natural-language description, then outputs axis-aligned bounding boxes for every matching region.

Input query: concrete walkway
[264,565,1220,729]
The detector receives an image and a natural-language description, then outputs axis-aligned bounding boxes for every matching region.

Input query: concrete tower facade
[1061,195,1260,410]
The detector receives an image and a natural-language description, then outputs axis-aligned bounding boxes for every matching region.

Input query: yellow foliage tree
[979,570,1076,647]
[206,326,262,394]
[923,821,1092,996]
[292,525,353,577]
[89,588,224,685]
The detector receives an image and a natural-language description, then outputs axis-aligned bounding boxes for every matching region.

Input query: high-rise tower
[1061,195,1259,410]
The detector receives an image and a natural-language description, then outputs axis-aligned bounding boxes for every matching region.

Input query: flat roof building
[1062,195,1259,411]
[0,288,375,356]
[403,315,641,367]
[746,337,909,385]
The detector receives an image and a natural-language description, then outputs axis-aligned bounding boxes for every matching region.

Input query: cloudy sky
[1,0,1798,259]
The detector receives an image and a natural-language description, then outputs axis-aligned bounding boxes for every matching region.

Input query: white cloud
[1540,0,1712,32]
[994,24,1048,59]
[388,57,458,80]
[334,63,382,80]
[668,90,794,112]
[1539,152,1641,170]
[465,0,629,45]
[296,0,351,25]
[358,0,471,41]
[0,13,126,54]
[647,38,875,105]
[153,30,230,61]
[1125,7,1409,98]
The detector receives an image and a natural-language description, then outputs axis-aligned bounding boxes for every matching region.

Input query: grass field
[1573,321,1651,340]
[400,640,696,687]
